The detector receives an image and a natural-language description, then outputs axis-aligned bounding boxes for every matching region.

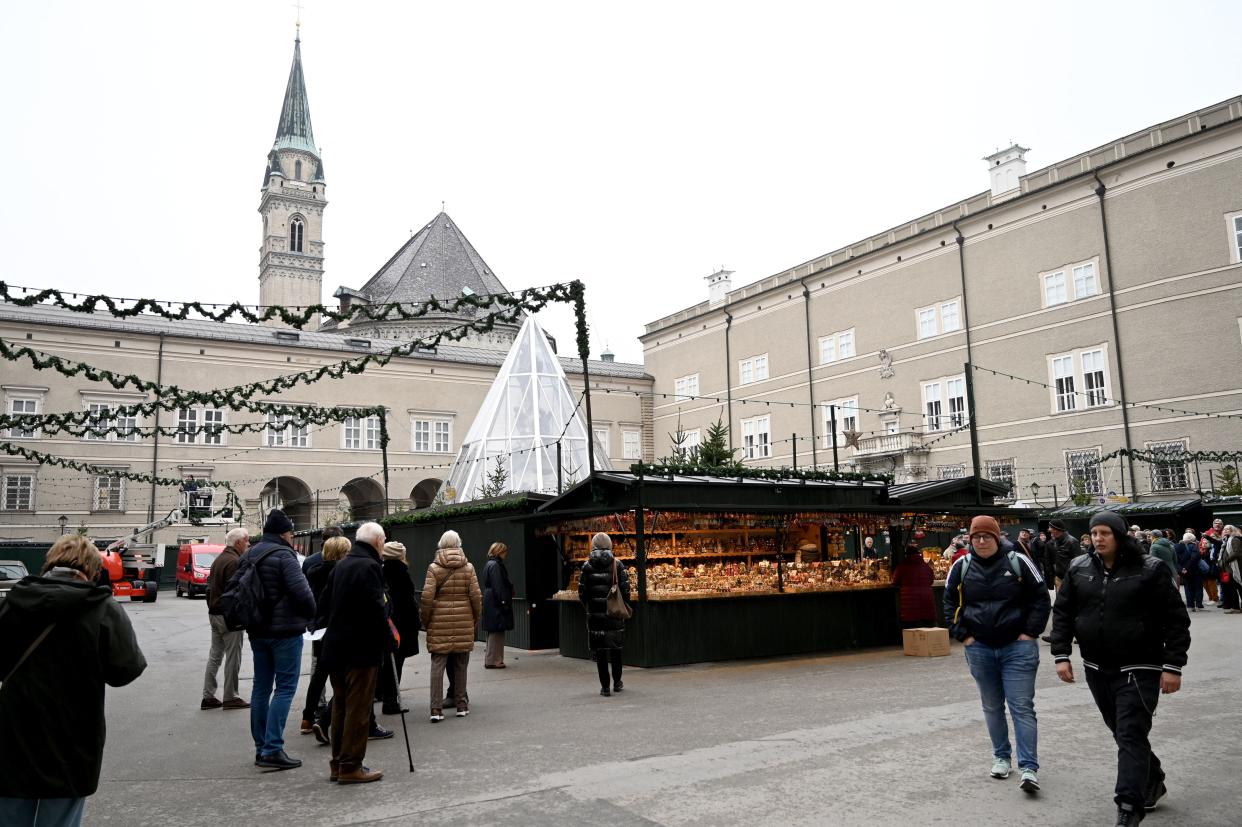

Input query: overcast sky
[1,1,1238,365]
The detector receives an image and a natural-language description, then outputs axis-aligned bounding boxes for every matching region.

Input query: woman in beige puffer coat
[420,530,483,721]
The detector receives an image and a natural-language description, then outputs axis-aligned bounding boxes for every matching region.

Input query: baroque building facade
[641,97,1242,505]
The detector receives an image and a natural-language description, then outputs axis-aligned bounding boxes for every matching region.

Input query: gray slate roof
[271,37,317,157]
[0,303,649,380]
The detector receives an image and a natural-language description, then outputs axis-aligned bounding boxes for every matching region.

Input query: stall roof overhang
[1040,499,1202,519]
[1206,497,1242,520]
[887,478,1011,506]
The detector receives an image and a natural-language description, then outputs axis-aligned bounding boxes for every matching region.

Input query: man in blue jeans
[945,515,1051,794]
[245,509,316,770]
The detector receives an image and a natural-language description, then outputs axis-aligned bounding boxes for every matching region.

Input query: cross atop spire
[272,35,317,156]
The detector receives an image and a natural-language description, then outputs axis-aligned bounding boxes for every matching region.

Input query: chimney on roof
[984,144,1030,201]
[705,268,733,306]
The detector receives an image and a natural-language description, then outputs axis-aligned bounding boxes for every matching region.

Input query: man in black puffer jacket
[244,509,315,771]
[1051,511,1190,825]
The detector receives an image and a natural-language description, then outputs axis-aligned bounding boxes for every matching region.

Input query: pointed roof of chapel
[272,36,318,157]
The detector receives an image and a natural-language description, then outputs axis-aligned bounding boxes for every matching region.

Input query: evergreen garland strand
[0,279,576,330]
[1095,448,1242,466]
[0,442,244,518]
[631,461,893,484]
[6,408,387,441]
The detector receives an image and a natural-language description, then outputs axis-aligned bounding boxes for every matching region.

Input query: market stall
[540,470,1022,667]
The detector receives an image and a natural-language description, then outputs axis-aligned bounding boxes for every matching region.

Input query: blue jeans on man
[249,635,304,757]
[964,637,1040,770]
[0,796,85,826]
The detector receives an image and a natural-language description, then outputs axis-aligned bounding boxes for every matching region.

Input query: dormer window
[289,216,305,253]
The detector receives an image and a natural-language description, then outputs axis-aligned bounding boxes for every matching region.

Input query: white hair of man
[356,521,386,549]
[224,527,249,549]
[438,529,462,549]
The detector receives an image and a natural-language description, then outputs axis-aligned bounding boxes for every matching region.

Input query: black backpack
[215,547,281,632]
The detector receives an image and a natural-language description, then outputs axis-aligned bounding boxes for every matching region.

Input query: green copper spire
[272,35,317,156]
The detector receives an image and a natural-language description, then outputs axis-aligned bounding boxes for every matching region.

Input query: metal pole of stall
[964,362,983,507]
[792,433,797,471]
[557,441,564,494]
[635,466,647,602]
[379,411,391,517]
[829,405,839,471]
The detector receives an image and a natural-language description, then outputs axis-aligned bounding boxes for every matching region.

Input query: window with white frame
[202,409,225,445]
[82,402,139,442]
[920,375,965,432]
[1048,347,1111,413]
[682,428,701,451]
[937,464,965,480]
[412,418,452,453]
[1233,215,1242,262]
[674,373,700,401]
[741,415,770,460]
[5,397,40,439]
[1066,448,1103,496]
[622,429,641,460]
[915,297,963,339]
[1042,259,1099,306]
[93,474,125,512]
[594,427,610,458]
[265,409,309,448]
[819,329,856,364]
[986,458,1016,499]
[1,473,34,510]
[823,397,858,448]
[343,415,381,450]
[946,376,966,428]
[922,381,942,431]
[739,354,768,385]
[176,408,198,444]
[1147,440,1190,492]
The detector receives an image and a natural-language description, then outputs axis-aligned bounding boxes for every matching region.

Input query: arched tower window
[289,216,305,253]
[295,159,302,180]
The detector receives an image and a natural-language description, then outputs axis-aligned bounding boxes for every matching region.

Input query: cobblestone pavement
[88,597,1241,825]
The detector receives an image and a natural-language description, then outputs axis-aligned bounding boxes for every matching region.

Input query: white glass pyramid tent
[440,316,611,502]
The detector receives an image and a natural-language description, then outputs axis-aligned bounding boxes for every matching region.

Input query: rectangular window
[940,300,960,332]
[413,420,429,452]
[946,377,966,428]
[985,458,1016,499]
[1044,271,1068,306]
[819,335,837,364]
[594,427,610,458]
[176,408,198,444]
[741,415,771,460]
[739,354,768,384]
[819,329,855,363]
[824,397,858,448]
[937,464,965,480]
[202,409,225,445]
[82,402,139,442]
[1066,448,1103,496]
[343,417,362,449]
[1,474,34,510]
[433,420,450,454]
[683,429,701,451]
[265,409,308,448]
[412,418,451,453]
[622,429,642,460]
[85,403,112,441]
[674,373,700,401]
[837,330,855,359]
[6,398,39,439]
[1072,262,1098,299]
[1052,355,1076,412]
[342,415,380,450]
[1234,216,1242,261]
[1081,349,1107,407]
[93,475,125,512]
[1148,440,1189,492]
[922,381,942,431]
[917,307,937,339]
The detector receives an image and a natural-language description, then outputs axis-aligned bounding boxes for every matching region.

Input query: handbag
[605,558,632,621]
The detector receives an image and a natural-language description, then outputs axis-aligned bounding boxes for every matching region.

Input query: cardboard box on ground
[902,627,950,657]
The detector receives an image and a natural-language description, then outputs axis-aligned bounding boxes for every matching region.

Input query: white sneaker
[456,708,470,718]
[991,758,1012,779]
[1020,769,1039,793]
[429,713,444,723]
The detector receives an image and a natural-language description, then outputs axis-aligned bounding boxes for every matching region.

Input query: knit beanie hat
[381,541,407,563]
[1089,510,1128,543]
[968,515,1002,543]
[591,532,613,550]
[263,508,294,535]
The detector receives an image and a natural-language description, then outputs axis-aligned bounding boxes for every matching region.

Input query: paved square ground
[87,597,1241,825]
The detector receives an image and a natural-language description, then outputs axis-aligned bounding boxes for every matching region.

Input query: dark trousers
[1085,668,1163,809]
[303,639,330,723]
[329,666,378,773]
[595,648,623,689]
[1181,576,1203,609]
[1222,577,1241,610]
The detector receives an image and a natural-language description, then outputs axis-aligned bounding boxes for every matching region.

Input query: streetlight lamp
[57,515,68,535]
[1029,483,1041,506]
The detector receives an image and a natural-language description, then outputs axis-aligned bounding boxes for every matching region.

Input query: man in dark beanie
[244,509,316,770]
[1051,511,1190,825]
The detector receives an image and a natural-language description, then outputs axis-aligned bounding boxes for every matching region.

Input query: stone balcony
[852,431,927,457]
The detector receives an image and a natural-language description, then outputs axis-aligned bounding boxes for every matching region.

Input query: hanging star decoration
[843,429,862,449]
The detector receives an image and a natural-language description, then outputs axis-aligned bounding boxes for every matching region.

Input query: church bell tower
[259,33,326,328]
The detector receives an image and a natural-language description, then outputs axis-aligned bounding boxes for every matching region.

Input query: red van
[175,544,224,598]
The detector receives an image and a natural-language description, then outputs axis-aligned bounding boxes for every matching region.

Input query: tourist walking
[379,541,419,714]
[891,544,936,628]
[1047,521,1080,589]
[1220,525,1242,613]
[245,509,316,771]
[1175,532,1205,611]
[578,532,632,697]
[203,528,251,711]
[0,535,147,826]
[1050,511,1190,825]
[302,534,350,741]
[482,542,515,668]
[317,522,392,784]
[944,515,1050,794]
[421,530,482,722]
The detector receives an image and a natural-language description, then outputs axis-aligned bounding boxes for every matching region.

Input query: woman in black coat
[301,535,349,741]
[1175,532,1204,611]
[577,532,631,697]
[378,542,420,715]
[482,543,515,668]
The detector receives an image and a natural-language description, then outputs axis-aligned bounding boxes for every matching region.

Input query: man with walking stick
[316,522,396,784]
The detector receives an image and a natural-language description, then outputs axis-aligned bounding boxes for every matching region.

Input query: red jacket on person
[892,555,936,623]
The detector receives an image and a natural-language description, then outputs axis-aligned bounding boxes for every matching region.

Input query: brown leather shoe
[200,697,223,710]
[223,697,251,710]
[336,766,383,784]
